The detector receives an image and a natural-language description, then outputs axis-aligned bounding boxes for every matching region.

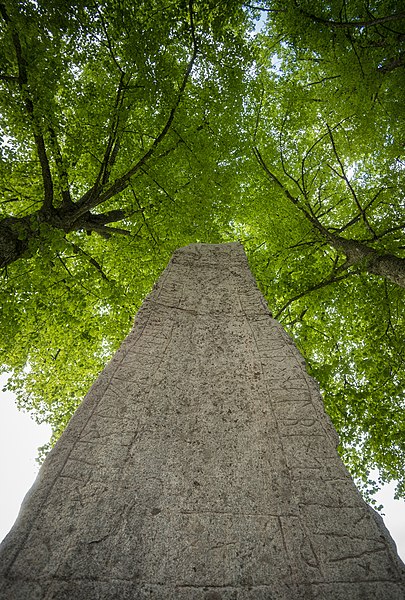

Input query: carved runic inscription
[1,243,404,599]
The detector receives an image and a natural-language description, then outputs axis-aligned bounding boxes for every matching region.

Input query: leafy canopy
[0,0,404,501]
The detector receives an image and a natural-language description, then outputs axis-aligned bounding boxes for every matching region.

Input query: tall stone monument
[1,243,404,599]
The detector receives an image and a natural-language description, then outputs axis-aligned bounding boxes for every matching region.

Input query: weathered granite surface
[1,242,404,599]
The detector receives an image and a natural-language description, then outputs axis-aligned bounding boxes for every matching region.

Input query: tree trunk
[0,216,33,267]
[0,243,404,599]
[0,207,128,268]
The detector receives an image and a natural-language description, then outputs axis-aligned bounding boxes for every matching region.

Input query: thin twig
[57,253,101,298]
[326,123,376,238]
[129,184,159,246]
[97,7,125,74]
[243,4,285,13]
[279,114,305,195]
[275,270,355,320]
[253,81,265,144]
[299,9,405,29]
[140,168,176,203]
[69,241,109,280]
[304,74,341,87]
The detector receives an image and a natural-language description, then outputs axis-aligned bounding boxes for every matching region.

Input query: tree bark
[0,207,128,268]
[326,233,405,288]
[0,243,404,599]
[0,216,32,267]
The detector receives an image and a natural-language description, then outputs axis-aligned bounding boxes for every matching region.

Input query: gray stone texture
[1,242,404,599]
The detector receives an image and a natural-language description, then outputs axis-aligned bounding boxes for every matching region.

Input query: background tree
[0,0,254,442]
[0,0,404,501]
[241,0,405,498]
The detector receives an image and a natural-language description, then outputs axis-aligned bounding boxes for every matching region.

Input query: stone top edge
[171,243,248,265]
[174,242,246,254]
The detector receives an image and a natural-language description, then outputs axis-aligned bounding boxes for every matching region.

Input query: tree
[0,0,404,501]
[0,0,254,440]
[235,0,405,499]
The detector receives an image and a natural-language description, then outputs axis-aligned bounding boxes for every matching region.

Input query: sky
[1,374,405,564]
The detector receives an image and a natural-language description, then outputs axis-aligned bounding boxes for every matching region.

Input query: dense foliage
[0,0,404,501]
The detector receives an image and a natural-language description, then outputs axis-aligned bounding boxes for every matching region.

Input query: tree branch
[345,29,365,77]
[299,10,405,29]
[372,222,405,240]
[378,55,405,74]
[279,115,305,196]
[254,146,405,288]
[0,73,19,82]
[243,4,284,13]
[253,146,324,235]
[78,0,199,213]
[140,167,176,203]
[305,75,341,87]
[97,7,125,75]
[253,146,299,206]
[129,184,159,246]
[98,72,127,188]
[274,270,355,320]
[1,2,54,211]
[326,124,376,238]
[48,126,73,208]
[68,242,109,280]
[253,81,265,144]
[56,253,101,298]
